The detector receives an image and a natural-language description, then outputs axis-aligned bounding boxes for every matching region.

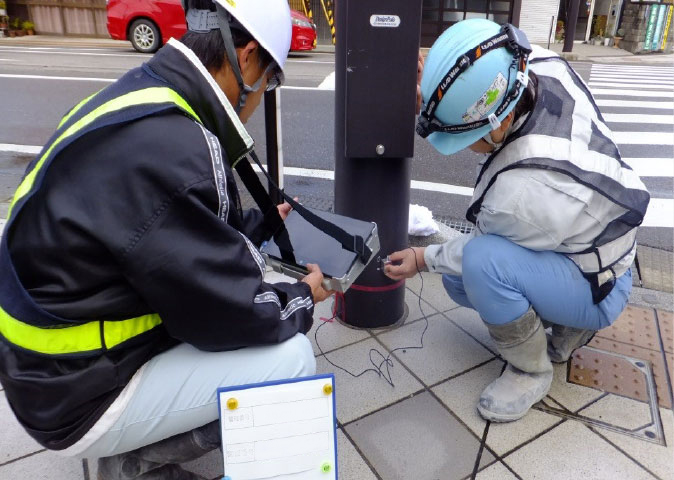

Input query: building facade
[4,0,671,53]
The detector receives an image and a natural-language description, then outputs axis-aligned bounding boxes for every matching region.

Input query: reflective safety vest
[0,73,203,357]
[467,57,650,295]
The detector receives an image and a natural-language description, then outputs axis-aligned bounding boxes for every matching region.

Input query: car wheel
[129,19,161,53]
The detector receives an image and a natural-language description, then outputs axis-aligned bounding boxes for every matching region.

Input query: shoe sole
[476,379,553,423]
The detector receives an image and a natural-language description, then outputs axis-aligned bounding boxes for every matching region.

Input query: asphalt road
[0,43,672,250]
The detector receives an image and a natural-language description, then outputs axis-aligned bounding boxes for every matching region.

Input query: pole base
[333,291,409,330]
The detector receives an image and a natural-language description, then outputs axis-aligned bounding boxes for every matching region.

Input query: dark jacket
[0,40,314,450]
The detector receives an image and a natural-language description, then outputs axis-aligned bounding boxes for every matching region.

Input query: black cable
[314,247,429,387]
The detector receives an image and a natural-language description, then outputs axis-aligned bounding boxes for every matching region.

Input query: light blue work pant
[442,234,632,330]
[74,333,315,459]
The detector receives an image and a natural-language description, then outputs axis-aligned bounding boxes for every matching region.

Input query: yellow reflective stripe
[0,305,162,355]
[104,314,162,349]
[0,306,102,355]
[58,90,100,129]
[8,87,201,220]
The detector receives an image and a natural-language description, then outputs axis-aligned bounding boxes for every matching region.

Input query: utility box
[343,2,422,159]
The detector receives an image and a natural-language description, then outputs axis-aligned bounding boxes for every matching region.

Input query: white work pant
[66,333,316,459]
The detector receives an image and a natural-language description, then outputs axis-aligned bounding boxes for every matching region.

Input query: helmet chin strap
[215,4,248,113]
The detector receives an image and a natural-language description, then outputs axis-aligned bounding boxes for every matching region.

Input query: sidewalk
[0,215,672,479]
[538,41,674,64]
[2,34,673,65]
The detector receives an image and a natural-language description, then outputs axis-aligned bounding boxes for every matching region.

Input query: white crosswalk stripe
[589,64,674,229]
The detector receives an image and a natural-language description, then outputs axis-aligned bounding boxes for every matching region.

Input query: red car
[107,0,317,54]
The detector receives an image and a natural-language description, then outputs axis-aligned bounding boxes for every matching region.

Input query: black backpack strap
[244,151,372,264]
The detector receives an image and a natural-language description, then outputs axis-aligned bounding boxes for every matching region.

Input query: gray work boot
[97,421,219,480]
[478,307,553,423]
[547,324,597,363]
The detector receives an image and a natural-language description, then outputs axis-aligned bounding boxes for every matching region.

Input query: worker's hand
[277,197,299,221]
[416,51,425,115]
[301,263,335,304]
[384,247,426,280]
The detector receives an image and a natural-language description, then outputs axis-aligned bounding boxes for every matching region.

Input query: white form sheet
[217,374,337,480]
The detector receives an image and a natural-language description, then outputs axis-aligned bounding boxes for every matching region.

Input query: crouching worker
[0,0,333,478]
[386,19,649,423]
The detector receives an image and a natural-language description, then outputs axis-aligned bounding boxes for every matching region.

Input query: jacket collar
[146,38,254,166]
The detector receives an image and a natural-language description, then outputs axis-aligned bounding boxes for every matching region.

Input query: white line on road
[603,113,674,124]
[591,89,674,98]
[317,72,335,90]
[589,82,674,90]
[643,198,674,228]
[280,85,328,91]
[0,47,150,59]
[0,73,327,90]
[3,144,671,227]
[589,75,674,82]
[0,73,115,82]
[614,132,674,145]
[591,65,674,71]
[623,157,674,178]
[0,143,41,155]
[286,59,335,64]
[595,99,674,109]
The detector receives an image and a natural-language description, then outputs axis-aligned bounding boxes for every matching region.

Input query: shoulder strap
[235,152,372,264]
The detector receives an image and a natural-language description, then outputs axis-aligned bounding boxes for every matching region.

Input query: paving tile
[569,348,653,405]
[579,394,653,430]
[593,408,674,480]
[0,391,43,465]
[182,449,223,480]
[657,310,673,353]
[546,362,604,413]
[596,305,661,351]
[0,450,84,479]
[315,338,423,424]
[309,298,372,356]
[636,245,674,294]
[503,421,654,480]
[475,460,519,480]
[345,391,494,480]
[377,313,494,386]
[432,361,561,456]
[629,287,674,313]
[406,272,460,312]
[403,287,440,325]
[336,429,377,480]
[588,337,673,408]
[443,307,497,355]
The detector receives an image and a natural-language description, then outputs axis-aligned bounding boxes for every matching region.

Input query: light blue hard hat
[418,19,531,155]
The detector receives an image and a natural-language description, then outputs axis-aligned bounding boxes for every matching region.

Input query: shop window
[443,11,465,21]
[466,0,488,13]
[444,0,465,9]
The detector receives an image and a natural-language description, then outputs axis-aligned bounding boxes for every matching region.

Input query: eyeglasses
[416,24,532,139]
[243,62,285,94]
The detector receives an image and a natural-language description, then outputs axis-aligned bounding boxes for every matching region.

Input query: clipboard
[217,374,338,480]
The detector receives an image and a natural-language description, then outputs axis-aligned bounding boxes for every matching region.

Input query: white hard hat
[212,0,292,74]
[183,0,291,111]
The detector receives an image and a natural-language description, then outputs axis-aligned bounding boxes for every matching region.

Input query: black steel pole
[334,1,420,328]
[264,90,282,204]
[564,0,581,52]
